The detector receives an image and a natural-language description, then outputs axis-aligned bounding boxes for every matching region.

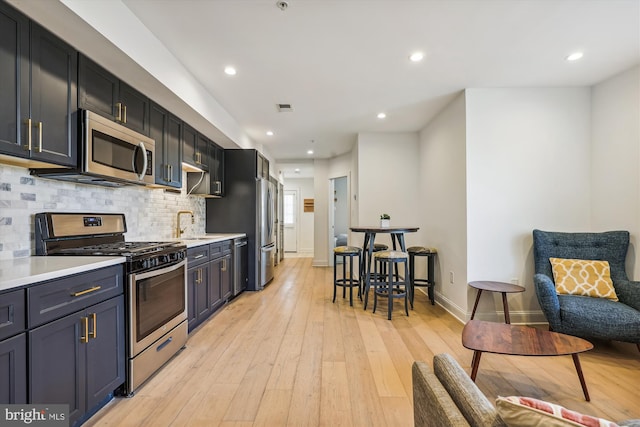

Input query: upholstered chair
[532,229,640,350]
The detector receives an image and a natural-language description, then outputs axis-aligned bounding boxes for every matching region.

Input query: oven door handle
[131,259,186,282]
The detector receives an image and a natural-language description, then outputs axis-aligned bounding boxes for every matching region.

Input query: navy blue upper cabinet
[0,2,77,167]
[79,54,150,136]
[182,123,209,172]
[150,101,183,188]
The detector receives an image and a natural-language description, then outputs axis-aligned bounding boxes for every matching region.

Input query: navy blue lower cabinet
[29,309,86,425]
[0,333,27,404]
[188,262,212,332]
[29,295,125,427]
[85,296,125,410]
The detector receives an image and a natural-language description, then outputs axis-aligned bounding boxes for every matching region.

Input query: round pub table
[469,280,525,324]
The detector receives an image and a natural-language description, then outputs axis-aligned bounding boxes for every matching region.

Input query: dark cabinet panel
[197,134,210,172]
[29,23,77,166]
[166,113,183,185]
[119,82,149,136]
[0,289,25,341]
[0,333,27,404]
[78,55,118,120]
[195,263,211,322]
[210,143,224,196]
[187,262,210,332]
[186,241,233,332]
[29,295,124,427]
[78,54,149,136]
[29,310,86,425]
[0,3,28,157]
[0,3,76,167]
[85,297,125,410]
[150,102,182,188]
[209,256,223,310]
[28,264,124,328]
[220,253,232,302]
[182,123,208,171]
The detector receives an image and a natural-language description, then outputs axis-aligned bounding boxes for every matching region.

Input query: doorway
[283,189,298,253]
[329,176,349,265]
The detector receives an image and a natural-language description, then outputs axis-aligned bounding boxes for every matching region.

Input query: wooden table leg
[363,233,374,310]
[470,350,482,381]
[470,289,483,320]
[501,292,510,324]
[571,353,590,401]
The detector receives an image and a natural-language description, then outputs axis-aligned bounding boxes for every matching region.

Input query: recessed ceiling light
[409,52,424,62]
[224,66,237,75]
[307,150,314,155]
[266,131,274,136]
[566,52,583,61]
[294,168,300,173]
[377,112,386,119]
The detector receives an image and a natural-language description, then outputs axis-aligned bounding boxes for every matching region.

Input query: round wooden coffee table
[469,280,525,324]
[462,320,594,401]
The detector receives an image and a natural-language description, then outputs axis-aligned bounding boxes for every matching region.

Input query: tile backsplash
[0,163,206,260]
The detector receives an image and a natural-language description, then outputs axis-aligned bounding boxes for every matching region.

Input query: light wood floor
[87,257,640,426]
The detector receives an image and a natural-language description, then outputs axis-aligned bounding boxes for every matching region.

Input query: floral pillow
[496,395,619,427]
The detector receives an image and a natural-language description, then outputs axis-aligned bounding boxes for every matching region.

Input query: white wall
[355,132,421,249]
[591,65,640,279]
[283,177,315,255]
[313,160,330,266]
[465,88,592,322]
[418,93,468,319]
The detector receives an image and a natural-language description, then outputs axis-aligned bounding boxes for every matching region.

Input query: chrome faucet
[176,210,194,238]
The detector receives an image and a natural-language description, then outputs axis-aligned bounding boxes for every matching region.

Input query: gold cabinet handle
[221,258,227,272]
[116,102,123,122]
[195,152,201,164]
[89,312,97,339]
[71,285,102,297]
[24,118,32,150]
[196,268,203,284]
[80,316,89,343]
[123,105,127,124]
[37,121,43,153]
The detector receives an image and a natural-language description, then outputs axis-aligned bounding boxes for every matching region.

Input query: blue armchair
[532,229,640,350]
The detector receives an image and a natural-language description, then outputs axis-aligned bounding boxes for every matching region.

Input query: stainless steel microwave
[31,110,155,187]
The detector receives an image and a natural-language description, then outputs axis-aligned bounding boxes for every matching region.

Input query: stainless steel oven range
[35,212,188,395]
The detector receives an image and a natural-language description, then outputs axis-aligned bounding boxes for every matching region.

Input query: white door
[283,189,297,252]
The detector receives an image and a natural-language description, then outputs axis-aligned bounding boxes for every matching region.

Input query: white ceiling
[9,0,640,170]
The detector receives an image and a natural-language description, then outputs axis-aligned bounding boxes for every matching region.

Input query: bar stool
[333,246,362,306]
[361,242,389,307]
[407,246,437,308]
[372,250,409,320]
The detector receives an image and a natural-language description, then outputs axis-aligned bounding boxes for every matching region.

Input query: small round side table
[468,281,525,324]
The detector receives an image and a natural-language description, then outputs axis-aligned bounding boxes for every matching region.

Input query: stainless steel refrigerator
[205,149,276,290]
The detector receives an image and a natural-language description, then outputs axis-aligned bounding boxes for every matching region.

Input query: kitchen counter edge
[177,233,246,248]
[0,256,126,292]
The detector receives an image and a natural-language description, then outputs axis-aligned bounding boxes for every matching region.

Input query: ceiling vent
[277,103,293,112]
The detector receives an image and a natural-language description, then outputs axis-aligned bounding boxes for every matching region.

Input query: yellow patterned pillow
[549,258,618,301]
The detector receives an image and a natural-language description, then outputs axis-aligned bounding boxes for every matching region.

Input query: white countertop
[177,233,246,248]
[0,256,126,292]
[0,233,246,292]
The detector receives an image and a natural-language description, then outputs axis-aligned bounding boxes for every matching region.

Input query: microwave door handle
[133,141,148,180]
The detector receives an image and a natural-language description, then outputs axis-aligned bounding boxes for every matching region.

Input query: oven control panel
[131,249,186,273]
